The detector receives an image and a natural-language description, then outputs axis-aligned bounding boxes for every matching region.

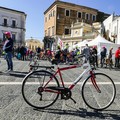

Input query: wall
[0,7,26,46]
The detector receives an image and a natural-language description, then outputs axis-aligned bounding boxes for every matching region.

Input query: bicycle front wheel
[22,70,60,109]
[82,73,116,111]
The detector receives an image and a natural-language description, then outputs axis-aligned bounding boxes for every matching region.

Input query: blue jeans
[5,52,13,70]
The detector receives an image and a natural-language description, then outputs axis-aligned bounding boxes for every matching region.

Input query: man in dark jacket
[82,44,90,62]
[3,32,13,72]
[92,46,98,67]
[100,46,107,67]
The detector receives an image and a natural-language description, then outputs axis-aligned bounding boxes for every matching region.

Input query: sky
[0,0,120,41]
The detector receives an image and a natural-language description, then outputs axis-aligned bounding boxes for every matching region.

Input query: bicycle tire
[22,70,60,109]
[81,73,116,111]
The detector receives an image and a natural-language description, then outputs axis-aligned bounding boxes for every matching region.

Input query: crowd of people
[50,44,120,69]
[1,31,120,73]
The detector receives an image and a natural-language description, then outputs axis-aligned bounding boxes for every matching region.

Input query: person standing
[92,46,98,68]
[100,46,107,67]
[63,44,69,63]
[20,45,26,61]
[114,47,120,68]
[3,32,13,72]
[82,44,90,62]
[36,46,41,59]
[108,47,113,68]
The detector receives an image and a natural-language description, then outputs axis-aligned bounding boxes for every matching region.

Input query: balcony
[11,24,16,28]
[2,23,8,27]
[83,32,98,39]
[62,34,71,38]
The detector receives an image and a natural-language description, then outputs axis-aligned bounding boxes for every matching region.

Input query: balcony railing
[62,34,71,38]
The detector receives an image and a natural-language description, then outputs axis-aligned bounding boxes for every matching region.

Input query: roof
[88,35,113,46]
[0,6,26,15]
[44,0,98,14]
[25,39,42,43]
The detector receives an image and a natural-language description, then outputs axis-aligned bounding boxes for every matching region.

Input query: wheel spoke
[22,70,59,109]
[82,73,116,110]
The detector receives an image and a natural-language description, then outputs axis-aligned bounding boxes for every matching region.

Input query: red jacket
[115,49,120,58]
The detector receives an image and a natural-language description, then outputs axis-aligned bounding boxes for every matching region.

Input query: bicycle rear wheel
[22,70,60,109]
[82,73,116,111]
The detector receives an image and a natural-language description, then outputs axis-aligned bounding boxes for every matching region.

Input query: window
[65,28,70,35]
[92,15,96,21]
[45,17,47,22]
[65,10,70,16]
[52,26,54,36]
[53,10,55,16]
[49,14,50,20]
[3,18,7,26]
[45,30,47,36]
[3,33,6,41]
[12,34,16,42]
[86,13,89,20]
[77,12,82,18]
[75,31,78,34]
[12,20,16,27]
[51,12,52,17]
[48,28,50,36]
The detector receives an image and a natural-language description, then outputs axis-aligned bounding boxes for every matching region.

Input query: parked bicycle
[29,54,40,71]
[22,55,116,111]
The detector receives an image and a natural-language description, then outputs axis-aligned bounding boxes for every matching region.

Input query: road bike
[22,55,116,111]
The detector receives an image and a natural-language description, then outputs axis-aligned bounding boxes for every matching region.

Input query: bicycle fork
[90,71,101,93]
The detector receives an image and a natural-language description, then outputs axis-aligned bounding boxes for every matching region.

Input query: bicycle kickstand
[70,97,76,104]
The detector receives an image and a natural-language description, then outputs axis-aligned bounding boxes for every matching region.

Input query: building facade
[61,21,99,48]
[103,14,120,44]
[44,0,110,50]
[0,6,26,46]
[25,38,43,52]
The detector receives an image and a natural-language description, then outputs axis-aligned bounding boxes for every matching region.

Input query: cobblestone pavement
[0,58,120,120]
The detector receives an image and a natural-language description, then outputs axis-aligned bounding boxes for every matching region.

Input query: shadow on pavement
[34,107,120,119]
[0,71,28,78]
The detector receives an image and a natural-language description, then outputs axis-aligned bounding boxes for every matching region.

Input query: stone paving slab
[0,58,120,120]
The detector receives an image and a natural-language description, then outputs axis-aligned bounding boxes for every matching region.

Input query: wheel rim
[82,73,116,110]
[22,70,59,109]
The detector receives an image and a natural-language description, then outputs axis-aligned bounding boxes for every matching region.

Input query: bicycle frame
[44,62,95,91]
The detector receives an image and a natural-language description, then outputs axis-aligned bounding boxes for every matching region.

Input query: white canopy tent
[88,35,120,56]
[73,40,88,51]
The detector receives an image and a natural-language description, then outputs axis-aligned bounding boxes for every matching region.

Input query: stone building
[103,14,120,44]
[0,6,26,46]
[62,21,100,48]
[25,38,43,52]
[44,0,110,50]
